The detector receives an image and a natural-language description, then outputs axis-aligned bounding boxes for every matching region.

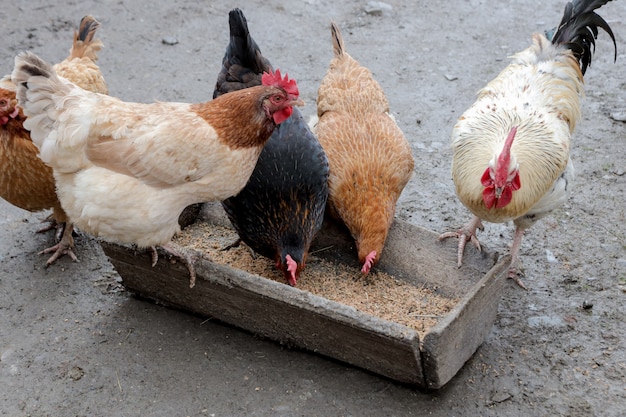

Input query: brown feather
[191,85,283,149]
[53,15,108,94]
[315,23,414,269]
[0,15,107,265]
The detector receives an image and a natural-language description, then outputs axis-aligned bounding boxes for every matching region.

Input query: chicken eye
[0,99,6,107]
[270,94,285,105]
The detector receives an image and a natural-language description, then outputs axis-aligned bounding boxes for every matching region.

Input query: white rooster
[439,0,617,288]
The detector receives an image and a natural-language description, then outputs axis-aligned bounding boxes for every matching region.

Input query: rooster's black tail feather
[552,0,617,74]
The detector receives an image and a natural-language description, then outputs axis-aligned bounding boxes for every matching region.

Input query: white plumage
[440,0,616,288]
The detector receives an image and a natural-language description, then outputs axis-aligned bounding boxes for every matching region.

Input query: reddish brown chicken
[312,22,414,274]
[439,0,617,288]
[12,49,302,287]
[0,15,108,266]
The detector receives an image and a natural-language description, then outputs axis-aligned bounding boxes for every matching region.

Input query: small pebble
[365,1,393,16]
[490,391,512,403]
[68,366,85,381]
[162,36,179,45]
[582,300,593,310]
[609,111,626,122]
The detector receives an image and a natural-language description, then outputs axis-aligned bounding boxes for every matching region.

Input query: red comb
[262,69,299,97]
[495,126,517,184]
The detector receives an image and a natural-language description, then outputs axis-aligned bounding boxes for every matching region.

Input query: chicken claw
[40,242,78,265]
[149,246,159,267]
[508,268,528,290]
[39,222,78,266]
[158,243,198,289]
[36,215,58,235]
[438,216,483,267]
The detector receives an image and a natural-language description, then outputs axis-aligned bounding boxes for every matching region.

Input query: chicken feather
[12,50,301,287]
[313,22,414,274]
[439,0,617,288]
[0,15,107,266]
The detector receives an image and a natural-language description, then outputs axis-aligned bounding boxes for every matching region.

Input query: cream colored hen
[12,51,301,287]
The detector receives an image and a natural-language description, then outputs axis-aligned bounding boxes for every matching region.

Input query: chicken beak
[291,98,305,107]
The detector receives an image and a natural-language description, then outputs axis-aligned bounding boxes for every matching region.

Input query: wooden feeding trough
[101,203,509,389]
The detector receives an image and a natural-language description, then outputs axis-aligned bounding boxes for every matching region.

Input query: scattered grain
[173,221,459,336]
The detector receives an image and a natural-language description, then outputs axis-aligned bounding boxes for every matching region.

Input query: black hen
[214,8,329,286]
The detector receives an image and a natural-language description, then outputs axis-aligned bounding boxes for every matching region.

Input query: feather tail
[12,52,70,149]
[330,22,345,57]
[69,15,103,61]
[213,8,271,99]
[551,0,617,74]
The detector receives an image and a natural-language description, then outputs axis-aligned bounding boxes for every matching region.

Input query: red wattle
[273,106,293,124]
[482,186,496,209]
[480,168,492,187]
[511,171,521,191]
[496,187,513,208]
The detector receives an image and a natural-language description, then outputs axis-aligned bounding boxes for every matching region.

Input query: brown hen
[12,45,301,288]
[312,22,414,274]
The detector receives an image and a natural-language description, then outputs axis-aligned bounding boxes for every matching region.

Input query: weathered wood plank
[103,242,425,385]
[420,254,510,388]
[101,202,508,388]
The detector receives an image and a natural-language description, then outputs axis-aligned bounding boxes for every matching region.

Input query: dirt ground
[1,0,625,416]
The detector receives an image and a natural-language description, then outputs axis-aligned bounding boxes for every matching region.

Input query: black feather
[77,15,100,43]
[213,8,272,99]
[221,107,329,267]
[213,9,329,285]
[551,0,617,74]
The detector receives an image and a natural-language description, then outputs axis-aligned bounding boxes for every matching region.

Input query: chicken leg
[507,227,527,290]
[438,215,483,267]
[152,243,198,289]
[439,216,528,290]
[39,222,78,266]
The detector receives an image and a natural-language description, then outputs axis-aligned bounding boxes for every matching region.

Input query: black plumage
[214,8,329,286]
[213,9,271,98]
[551,0,617,74]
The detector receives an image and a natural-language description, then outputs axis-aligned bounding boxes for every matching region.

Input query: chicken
[438,0,617,289]
[53,15,108,94]
[0,15,107,266]
[312,22,414,274]
[214,9,329,286]
[12,51,302,288]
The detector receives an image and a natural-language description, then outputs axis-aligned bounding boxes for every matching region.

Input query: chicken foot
[150,243,198,288]
[39,221,78,266]
[507,227,528,290]
[438,215,483,267]
[35,214,59,237]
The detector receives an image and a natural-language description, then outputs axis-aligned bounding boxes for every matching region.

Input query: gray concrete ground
[1,0,625,416]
